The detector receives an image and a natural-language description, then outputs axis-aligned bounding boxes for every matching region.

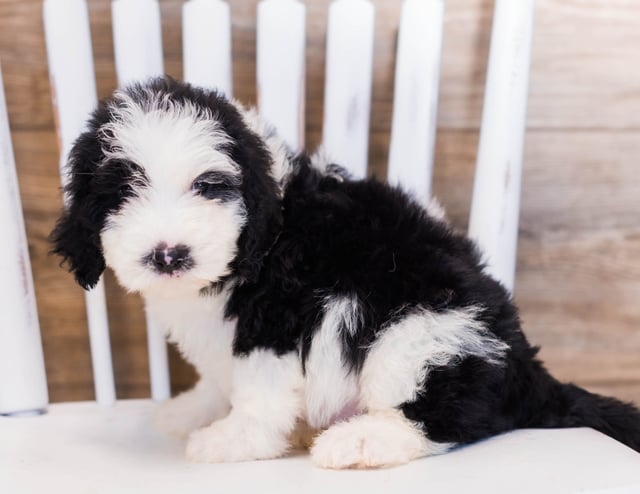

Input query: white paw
[154,392,228,439]
[186,415,289,463]
[310,411,437,469]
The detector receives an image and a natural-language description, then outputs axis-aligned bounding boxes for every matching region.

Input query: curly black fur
[226,145,640,452]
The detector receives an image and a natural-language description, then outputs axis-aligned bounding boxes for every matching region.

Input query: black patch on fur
[199,277,230,297]
[224,152,640,452]
[50,96,147,289]
[228,156,489,360]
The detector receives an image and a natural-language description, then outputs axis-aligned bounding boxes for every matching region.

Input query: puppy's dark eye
[119,183,133,197]
[191,172,241,201]
[192,180,226,199]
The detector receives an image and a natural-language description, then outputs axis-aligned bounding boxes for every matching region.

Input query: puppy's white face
[98,91,246,296]
[53,79,283,293]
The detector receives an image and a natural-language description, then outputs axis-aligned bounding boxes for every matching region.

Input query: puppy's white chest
[146,292,235,397]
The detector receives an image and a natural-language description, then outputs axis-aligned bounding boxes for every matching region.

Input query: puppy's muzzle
[148,243,193,274]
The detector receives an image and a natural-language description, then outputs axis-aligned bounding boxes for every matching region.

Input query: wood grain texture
[1,0,639,404]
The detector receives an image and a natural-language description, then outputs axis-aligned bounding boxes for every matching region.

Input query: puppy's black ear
[228,121,283,284]
[50,127,106,290]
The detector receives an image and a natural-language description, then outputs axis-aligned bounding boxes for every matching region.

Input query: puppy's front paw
[186,415,289,463]
[311,420,394,469]
[311,411,434,469]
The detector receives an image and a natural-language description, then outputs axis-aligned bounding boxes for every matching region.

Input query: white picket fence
[0,0,535,415]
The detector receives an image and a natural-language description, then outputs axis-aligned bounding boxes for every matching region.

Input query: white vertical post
[322,0,375,178]
[387,0,444,204]
[112,0,165,88]
[43,0,116,406]
[112,0,171,401]
[0,65,49,416]
[468,0,535,292]
[182,0,233,98]
[257,0,306,151]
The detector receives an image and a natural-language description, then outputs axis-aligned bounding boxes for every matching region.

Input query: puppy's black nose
[150,244,193,274]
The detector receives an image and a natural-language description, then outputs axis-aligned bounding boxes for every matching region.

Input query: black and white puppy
[52,77,640,468]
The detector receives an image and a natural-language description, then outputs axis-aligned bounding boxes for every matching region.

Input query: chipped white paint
[387,0,444,204]
[257,0,306,151]
[182,0,233,97]
[111,0,170,401]
[468,0,536,292]
[43,0,115,406]
[322,0,375,178]
[0,65,48,415]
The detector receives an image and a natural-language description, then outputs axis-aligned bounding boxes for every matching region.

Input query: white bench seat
[2,400,639,493]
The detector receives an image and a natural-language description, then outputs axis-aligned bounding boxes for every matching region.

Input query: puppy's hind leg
[311,308,493,469]
[310,409,451,469]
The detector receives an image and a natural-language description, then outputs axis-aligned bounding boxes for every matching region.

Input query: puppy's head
[52,78,282,296]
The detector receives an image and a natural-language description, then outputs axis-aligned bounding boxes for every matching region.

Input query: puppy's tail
[538,381,640,452]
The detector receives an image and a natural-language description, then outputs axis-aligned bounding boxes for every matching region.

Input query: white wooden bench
[1,0,639,492]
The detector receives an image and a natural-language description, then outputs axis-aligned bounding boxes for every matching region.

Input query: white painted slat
[112,0,165,87]
[43,0,116,406]
[468,0,536,292]
[322,0,375,178]
[257,0,306,151]
[145,308,170,402]
[182,0,232,97]
[0,65,49,415]
[111,0,170,401]
[387,0,444,204]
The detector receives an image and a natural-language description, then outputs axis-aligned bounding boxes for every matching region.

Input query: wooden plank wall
[1,0,639,404]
